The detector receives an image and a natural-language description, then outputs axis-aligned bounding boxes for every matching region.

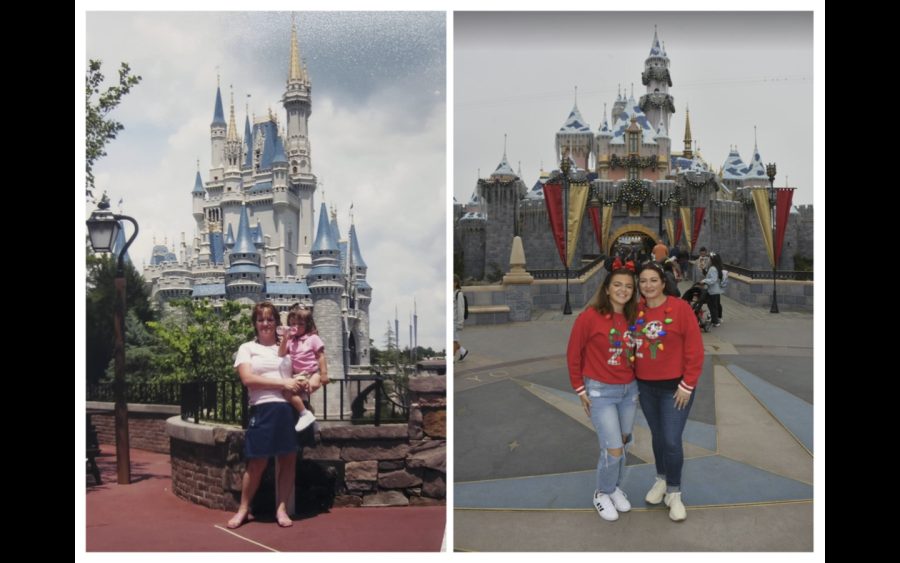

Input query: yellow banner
[664,218,675,250]
[601,204,614,255]
[752,188,775,267]
[566,182,590,266]
[679,207,692,253]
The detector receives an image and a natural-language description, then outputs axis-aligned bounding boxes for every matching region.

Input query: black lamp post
[766,163,779,314]
[86,194,139,484]
[560,154,572,315]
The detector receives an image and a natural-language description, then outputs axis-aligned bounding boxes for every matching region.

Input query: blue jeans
[586,379,639,494]
[637,380,695,491]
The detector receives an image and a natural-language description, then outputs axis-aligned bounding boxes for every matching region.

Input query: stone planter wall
[166,375,447,510]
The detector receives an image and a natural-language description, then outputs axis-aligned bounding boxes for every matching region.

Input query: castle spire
[227,86,239,142]
[683,104,693,159]
[212,83,226,126]
[289,16,307,83]
[650,25,662,57]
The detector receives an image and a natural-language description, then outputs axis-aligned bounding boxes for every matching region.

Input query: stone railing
[724,272,813,311]
[166,375,446,511]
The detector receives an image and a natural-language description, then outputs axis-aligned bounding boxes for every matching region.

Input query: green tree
[102,310,165,384]
[147,299,253,383]
[86,254,156,385]
[85,59,142,199]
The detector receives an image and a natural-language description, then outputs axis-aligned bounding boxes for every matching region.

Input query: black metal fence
[87,370,411,428]
[531,255,606,280]
[86,382,182,404]
[179,372,409,428]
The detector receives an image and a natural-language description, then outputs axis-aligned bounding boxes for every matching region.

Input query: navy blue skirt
[244,402,298,459]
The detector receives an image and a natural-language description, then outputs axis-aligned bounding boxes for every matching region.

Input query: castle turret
[282,19,316,277]
[283,19,313,175]
[555,88,593,170]
[225,204,264,300]
[210,82,227,182]
[308,202,345,379]
[640,26,675,135]
[348,222,371,366]
[491,135,517,182]
[742,128,769,187]
[192,167,205,232]
[595,103,613,178]
[611,85,626,124]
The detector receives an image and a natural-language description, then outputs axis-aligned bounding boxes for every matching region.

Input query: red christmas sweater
[567,307,636,395]
[634,296,704,394]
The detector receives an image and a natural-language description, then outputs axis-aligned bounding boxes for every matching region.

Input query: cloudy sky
[83,11,446,350]
[454,12,814,205]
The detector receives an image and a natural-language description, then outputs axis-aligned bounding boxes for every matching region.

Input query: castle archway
[607,223,657,256]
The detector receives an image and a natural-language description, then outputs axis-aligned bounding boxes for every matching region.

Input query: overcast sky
[454,11,814,206]
[84,11,446,351]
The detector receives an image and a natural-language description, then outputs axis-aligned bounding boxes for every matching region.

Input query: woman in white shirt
[227,302,302,529]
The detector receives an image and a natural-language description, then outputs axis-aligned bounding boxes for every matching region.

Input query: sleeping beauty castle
[455,28,813,280]
[143,23,372,377]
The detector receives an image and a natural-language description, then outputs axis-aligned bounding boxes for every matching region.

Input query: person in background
[652,239,668,263]
[701,253,725,327]
[454,275,468,361]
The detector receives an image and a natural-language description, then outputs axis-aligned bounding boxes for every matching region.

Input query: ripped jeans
[585,379,639,494]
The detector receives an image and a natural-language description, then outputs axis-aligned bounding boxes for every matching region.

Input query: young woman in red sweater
[567,267,640,522]
[634,261,704,521]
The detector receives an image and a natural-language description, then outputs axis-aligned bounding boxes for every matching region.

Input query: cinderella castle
[455,29,813,280]
[143,23,372,377]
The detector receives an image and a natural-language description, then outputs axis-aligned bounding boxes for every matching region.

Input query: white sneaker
[295,409,316,432]
[592,491,619,521]
[664,492,687,522]
[645,477,667,505]
[610,487,631,512]
[458,348,469,361]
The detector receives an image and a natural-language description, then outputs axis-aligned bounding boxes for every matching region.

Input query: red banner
[589,206,602,251]
[691,207,705,251]
[775,188,795,264]
[542,182,567,266]
[674,218,683,246]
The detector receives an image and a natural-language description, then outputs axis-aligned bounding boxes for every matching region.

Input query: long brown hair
[588,269,638,324]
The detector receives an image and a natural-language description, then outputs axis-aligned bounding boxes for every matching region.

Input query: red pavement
[85,446,446,552]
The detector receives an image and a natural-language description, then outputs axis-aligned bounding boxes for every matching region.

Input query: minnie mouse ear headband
[612,260,636,273]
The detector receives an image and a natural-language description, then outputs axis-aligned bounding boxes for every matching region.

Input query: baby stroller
[682,283,712,332]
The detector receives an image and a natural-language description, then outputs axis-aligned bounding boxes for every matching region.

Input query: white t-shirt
[234,341,293,405]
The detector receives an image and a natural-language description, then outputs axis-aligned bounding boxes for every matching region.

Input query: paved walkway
[454,290,815,551]
[85,447,445,551]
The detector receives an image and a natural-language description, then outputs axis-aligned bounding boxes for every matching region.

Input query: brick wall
[87,403,179,454]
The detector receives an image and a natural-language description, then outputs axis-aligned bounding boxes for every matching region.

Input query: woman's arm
[678,300,705,392]
[236,362,301,393]
[566,313,588,396]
